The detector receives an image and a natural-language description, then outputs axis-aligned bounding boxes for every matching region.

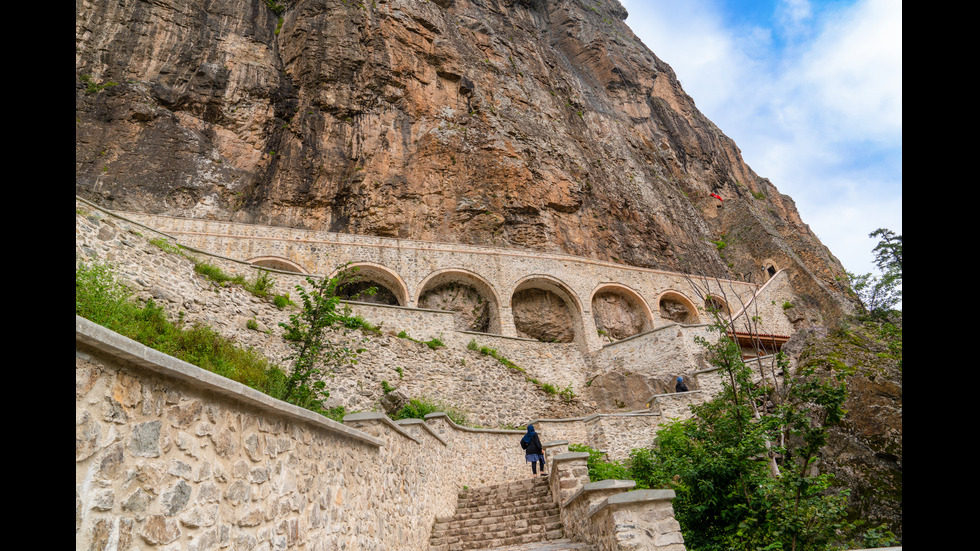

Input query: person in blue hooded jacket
[521,425,546,476]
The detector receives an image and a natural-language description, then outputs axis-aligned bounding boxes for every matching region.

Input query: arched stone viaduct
[122,213,786,353]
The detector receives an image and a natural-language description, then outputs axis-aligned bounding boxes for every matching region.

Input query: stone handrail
[75,316,383,448]
[547,452,687,550]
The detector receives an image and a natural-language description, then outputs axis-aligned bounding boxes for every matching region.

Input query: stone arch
[657,291,700,324]
[332,262,409,307]
[416,269,501,333]
[510,275,584,344]
[248,256,308,274]
[703,294,730,317]
[589,283,654,341]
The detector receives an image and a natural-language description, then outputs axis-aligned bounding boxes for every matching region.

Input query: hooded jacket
[521,425,543,455]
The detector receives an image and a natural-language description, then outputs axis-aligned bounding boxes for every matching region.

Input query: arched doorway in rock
[416,269,501,333]
[763,259,780,280]
[590,284,654,342]
[510,275,583,344]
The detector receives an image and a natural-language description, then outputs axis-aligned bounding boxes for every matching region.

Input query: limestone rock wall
[75,0,856,326]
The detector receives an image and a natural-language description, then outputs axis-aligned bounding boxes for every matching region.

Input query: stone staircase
[428,476,566,551]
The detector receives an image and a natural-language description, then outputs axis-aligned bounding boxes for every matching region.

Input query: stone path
[480,540,595,551]
[429,476,588,551]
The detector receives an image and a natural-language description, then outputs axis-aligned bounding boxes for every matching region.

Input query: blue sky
[618,0,902,280]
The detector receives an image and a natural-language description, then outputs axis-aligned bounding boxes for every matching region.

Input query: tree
[278,264,375,414]
[869,228,902,279]
[622,277,855,551]
[850,228,902,320]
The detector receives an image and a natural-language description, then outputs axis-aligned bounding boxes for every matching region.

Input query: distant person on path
[521,425,546,477]
[675,376,689,392]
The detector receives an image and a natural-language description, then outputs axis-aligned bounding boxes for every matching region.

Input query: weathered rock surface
[75,0,855,325]
[782,323,903,541]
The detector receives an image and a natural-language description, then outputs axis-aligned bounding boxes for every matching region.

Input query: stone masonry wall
[76,196,789,454]
[590,324,716,383]
[75,199,589,428]
[119,210,792,352]
[76,317,529,551]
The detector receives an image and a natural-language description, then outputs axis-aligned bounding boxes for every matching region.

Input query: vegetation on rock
[574,233,903,548]
[392,396,469,427]
[278,266,375,417]
[75,260,373,423]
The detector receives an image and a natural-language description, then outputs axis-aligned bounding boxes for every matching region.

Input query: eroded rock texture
[75,0,855,323]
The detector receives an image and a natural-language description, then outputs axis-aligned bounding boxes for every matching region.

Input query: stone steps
[429,477,565,551]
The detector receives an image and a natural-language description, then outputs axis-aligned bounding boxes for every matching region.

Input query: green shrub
[149,237,183,254]
[194,261,244,286]
[397,330,444,349]
[243,269,276,297]
[277,269,371,414]
[393,396,469,426]
[273,294,292,309]
[559,384,576,403]
[568,443,631,482]
[76,261,288,400]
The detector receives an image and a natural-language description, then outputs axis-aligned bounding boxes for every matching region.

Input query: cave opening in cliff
[704,295,730,317]
[335,263,409,307]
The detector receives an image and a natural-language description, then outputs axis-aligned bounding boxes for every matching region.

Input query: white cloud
[620,0,902,277]
[796,0,903,140]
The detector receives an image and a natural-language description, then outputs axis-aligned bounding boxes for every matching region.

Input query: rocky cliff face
[75,0,854,323]
[782,322,903,541]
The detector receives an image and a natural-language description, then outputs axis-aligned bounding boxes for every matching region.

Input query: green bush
[194,261,244,286]
[243,269,276,297]
[76,261,288,400]
[568,443,631,482]
[392,396,469,426]
[277,269,372,414]
[273,294,292,309]
[397,330,444,349]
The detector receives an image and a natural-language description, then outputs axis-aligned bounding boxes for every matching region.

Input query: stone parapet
[648,390,706,420]
[591,323,715,380]
[561,479,636,546]
[547,452,687,551]
[75,317,529,551]
[587,489,686,550]
[548,452,591,507]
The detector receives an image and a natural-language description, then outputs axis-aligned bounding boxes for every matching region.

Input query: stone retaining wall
[76,317,528,551]
[116,208,795,353]
[75,200,590,428]
[549,453,688,550]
